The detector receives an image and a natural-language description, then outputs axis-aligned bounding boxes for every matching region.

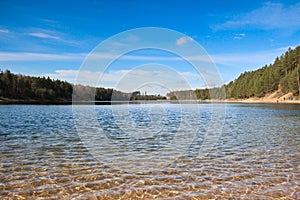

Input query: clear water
[0,104,299,199]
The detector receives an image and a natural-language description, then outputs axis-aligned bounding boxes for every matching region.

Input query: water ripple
[0,104,299,199]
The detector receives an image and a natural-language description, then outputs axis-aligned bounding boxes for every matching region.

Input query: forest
[0,70,165,102]
[0,71,73,102]
[225,46,300,98]
[167,46,300,100]
[1,46,299,102]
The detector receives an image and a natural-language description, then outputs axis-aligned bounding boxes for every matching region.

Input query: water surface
[0,104,299,199]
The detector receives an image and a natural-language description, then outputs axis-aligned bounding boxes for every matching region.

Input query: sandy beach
[226,91,300,104]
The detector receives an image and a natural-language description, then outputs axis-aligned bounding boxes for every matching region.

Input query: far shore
[1,90,300,105]
[1,98,300,105]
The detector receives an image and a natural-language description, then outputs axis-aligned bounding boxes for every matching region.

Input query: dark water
[0,104,299,199]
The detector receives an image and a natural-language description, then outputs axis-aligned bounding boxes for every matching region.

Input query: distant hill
[225,46,300,99]
[167,46,300,100]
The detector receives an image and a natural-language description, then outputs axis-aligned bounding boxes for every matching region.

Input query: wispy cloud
[274,46,297,51]
[211,47,290,69]
[124,34,140,43]
[0,51,168,61]
[27,32,60,40]
[234,33,245,39]
[214,2,300,31]
[0,52,86,61]
[176,36,193,46]
[0,51,212,63]
[0,45,293,71]
[45,68,204,92]
[111,42,127,47]
[0,29,9,33]
[24,27,87,47]
[0,27,86,52]
[41,19,60,26]
[45,70,101,85]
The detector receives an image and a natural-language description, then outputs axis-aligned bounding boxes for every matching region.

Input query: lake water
[0,103,299,199]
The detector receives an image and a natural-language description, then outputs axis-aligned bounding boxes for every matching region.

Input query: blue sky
[1,0,300,93]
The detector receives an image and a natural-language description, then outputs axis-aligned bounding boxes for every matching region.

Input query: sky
[1,0,300,94]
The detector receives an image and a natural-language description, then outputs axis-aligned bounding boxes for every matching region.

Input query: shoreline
[225,91,300,104]
[1,99,300,105]
[224,99,300,104]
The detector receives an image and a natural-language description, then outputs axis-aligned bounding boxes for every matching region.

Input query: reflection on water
[0,104,299,199]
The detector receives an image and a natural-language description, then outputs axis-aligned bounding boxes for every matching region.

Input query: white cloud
[0,45,293,75]
[176,36,193,46]
[214,2,300,31]
[0,51,178,62]
[40,45,294,91]
[0,52,86,61]
[85,52,180,61]
[41,19,59,25]
[45,68,204,93]
[27,32,60,40]
[45,70,104,86]
[0,51,196,62]
[111,42,127,46]
[0,29,9,33]
[274,46,297,51]
[45,69,133,86]
[211,47,290,69]
[101,47,288,67]
[45,70,79,81]
[124,34,140,43]
[234,33,246,39]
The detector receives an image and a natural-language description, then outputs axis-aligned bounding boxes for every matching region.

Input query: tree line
[2,46,299,102]
[0,70,72,101]
[167,46,300,100]
[225,46,300,98]
[0,70,165,102]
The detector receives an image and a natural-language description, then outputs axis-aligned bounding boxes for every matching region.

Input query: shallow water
[0,103,299,199]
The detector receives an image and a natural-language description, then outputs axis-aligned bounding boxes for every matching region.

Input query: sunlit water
[0,104,299,199]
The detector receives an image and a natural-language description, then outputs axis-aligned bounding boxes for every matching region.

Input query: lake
[0,103,299,199]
